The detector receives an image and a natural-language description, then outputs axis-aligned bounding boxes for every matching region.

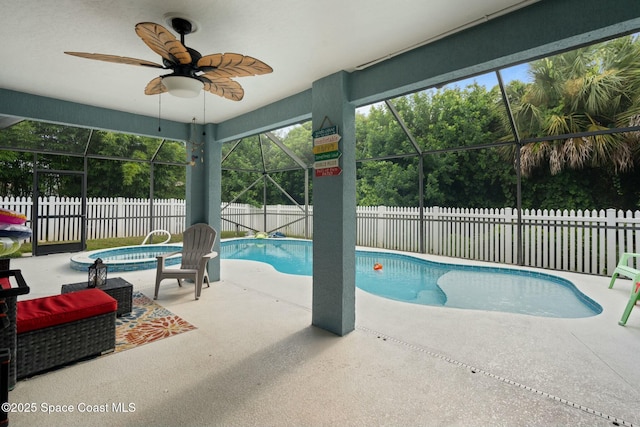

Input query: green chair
[619,282,640,326]
[609,253,640,289]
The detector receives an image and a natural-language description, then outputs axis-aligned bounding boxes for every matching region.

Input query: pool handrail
[141,230,171,245]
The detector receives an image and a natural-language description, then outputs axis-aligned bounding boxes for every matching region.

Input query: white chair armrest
[196,252,219,269]
[157,250,182,260]
[203,251,219,260]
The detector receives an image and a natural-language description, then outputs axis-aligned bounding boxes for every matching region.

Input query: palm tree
[506,35,640,176]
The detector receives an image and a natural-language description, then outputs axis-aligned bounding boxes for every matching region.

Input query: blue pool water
[70,244,183,272]
[221,238,602,318]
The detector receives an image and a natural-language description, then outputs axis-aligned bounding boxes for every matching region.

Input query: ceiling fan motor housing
[162,47,203,76]
[170,17,194,36]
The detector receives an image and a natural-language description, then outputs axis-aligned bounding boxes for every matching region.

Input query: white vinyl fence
[2,197,639,277]
[1,196,185,241]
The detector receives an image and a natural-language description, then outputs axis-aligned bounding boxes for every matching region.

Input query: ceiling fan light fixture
[162,75,203,98]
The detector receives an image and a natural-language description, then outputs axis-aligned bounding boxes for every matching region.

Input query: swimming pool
[221,238,602,318]
[70,244,183,272]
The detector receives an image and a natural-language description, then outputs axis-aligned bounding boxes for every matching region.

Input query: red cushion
[0,277,10,290]
[17,289,117,334]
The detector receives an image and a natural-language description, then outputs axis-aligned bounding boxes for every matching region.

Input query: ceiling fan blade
[135,22,191,65]
[144,77,167,95]
[64,52,164,68]
[197,53,273,78]
[201,76,244,101]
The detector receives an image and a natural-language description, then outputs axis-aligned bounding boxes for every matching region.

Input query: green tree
[0,151,33,197]
[220,125,314,206]
[0,121,186,199]
[221,135,267,206]
[356,104,422,206]
[356,85,513,208]
[509,36,640,176]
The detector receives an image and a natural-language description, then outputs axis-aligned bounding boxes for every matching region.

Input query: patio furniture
[0,269,30,389]
[154,223,218,300]
[608,252,640,289]
[16,288,117,380]
[618,282,640,326]
[0,349,8,425]
[1,264,16,423]
[61,277,133,317]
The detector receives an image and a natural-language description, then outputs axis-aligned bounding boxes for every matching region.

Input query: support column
[186,122,221,281]
[311,72,356,336]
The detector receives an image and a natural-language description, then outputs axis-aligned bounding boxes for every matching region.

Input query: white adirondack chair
[154,223,218,300]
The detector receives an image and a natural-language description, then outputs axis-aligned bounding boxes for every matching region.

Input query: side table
[61,277,133,317]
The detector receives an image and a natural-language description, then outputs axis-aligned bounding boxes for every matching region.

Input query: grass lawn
[4,230,247,258]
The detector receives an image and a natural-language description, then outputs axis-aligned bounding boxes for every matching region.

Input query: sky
[353,62,532,116]
[452,62,531,89]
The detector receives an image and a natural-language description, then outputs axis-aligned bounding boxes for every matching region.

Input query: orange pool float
[373,263,383,271]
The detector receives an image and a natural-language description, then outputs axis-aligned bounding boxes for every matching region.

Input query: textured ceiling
[0,0,538,125]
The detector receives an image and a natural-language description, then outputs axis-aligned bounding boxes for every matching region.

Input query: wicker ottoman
[16,288,117,380]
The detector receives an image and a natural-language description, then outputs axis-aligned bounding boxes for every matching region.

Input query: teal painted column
[186,123,221,281]
[311,72,356,336]
[205,123,221,282]
[186,123,206,224]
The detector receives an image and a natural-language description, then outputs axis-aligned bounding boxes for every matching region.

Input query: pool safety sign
[313,126,342,177]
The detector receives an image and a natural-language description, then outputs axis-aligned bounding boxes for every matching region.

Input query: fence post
[116,197,125,238]
[433,206,440,255]
[276,204,282,232]
[606,208,617,276]
[47,196,56,242]
[376,206,386,248]
[504,208,513,264]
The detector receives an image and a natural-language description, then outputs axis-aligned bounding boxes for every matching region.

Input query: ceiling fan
[65,17,273,100]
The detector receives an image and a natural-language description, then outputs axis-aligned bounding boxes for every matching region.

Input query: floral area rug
[115,292,197,353]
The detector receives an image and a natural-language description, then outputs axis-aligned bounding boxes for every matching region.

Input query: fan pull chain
[158,92,162,132]
[201,93,206,163]
[202,92,206,137]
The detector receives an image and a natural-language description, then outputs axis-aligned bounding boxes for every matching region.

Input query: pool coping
[70,243,184,272]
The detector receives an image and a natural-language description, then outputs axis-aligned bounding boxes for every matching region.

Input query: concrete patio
[6,249,640,426]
